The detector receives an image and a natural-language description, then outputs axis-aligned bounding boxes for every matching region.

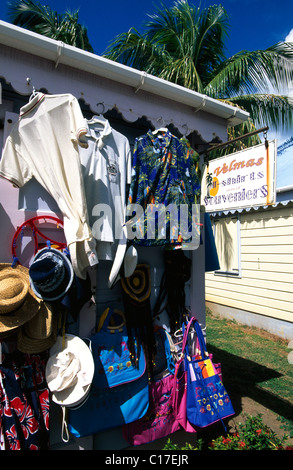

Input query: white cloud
[285,29,293,42]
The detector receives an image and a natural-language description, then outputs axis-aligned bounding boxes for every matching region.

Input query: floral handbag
[68,308,149,438]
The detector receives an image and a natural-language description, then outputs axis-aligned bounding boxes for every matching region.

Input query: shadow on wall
[0,202,15,264]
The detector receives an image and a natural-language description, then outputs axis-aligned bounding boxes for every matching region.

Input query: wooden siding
[205,204,293,323]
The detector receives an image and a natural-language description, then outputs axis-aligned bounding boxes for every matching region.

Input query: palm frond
[7,0,93,51]
[105,1,293,134]
[104,28,163,71]
[144,1,229,88]
[8,0,61,36]
[159,55,204,91]
[206,42,293,98]
[208,118,262,159]
[227,93,293,132]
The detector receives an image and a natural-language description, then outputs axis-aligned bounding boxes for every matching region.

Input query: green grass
[205,310,293,431]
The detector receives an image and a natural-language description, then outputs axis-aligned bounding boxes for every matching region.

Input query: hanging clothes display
[127,129,201,247]
[0,350,49,450]
[0,232,93,449]
[0,93,98,280]
[79,115,132,261]
[0,81,223,450]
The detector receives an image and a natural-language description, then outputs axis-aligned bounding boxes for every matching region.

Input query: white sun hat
[45,334,94,408]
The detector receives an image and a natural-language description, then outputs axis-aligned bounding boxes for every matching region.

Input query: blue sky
[0,0,292,57]
[0,0,292,187]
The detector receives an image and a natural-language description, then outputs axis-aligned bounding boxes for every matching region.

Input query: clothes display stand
[0,89,219,451]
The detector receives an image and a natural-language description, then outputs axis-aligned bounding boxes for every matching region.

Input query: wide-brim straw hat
[17,303,57,354]
[0,263,43,336]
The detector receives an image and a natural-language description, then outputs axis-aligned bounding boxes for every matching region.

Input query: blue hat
[29,247,74,301]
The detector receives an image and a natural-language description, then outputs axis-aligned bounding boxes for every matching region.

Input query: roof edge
[0,20,249,127]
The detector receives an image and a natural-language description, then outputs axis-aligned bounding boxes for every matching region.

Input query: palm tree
[104,0,293,155]
[7,0,94,52]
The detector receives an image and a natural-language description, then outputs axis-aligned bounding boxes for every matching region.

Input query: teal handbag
[68,308,149,438]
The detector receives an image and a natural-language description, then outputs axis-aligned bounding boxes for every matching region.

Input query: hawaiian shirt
[180,137,201,188]
[126,130,201,247]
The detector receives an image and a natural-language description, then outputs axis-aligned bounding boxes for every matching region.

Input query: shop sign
[202,140,276,212]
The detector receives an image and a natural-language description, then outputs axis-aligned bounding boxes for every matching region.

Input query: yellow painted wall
[205,203,293,323]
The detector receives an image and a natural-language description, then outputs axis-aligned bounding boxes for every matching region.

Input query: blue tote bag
[68,308,149,438]
[183,317,234,429]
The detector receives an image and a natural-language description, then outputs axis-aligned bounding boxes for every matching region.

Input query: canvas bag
[123,326,196,446]
[183,317,234,429]
[68,308,149,438]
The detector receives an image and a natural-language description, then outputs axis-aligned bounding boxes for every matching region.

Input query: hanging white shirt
[79,116,132,260]
[0,93,98,279]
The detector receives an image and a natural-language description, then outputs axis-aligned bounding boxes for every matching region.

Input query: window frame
[212,214,242,278]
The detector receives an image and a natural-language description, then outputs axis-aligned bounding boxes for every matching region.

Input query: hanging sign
[202,140,277,212]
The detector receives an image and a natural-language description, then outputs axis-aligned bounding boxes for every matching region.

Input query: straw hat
[45,334,94,408]
[29,247,74,301]
[0,263,42,336]
[17,303,57,354]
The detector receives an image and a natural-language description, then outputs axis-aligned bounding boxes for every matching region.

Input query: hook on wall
[96,102,105,114]
[181,123,189,136]
[26,77,38,101]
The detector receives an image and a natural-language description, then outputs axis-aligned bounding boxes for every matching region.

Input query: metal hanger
[27,77,38,101]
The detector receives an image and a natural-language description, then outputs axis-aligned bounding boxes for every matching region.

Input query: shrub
[163,438,203,450]
[209,414,290,450]
[163,414,292,450]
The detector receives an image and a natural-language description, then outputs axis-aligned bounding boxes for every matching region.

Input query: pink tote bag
[123,360,196,446]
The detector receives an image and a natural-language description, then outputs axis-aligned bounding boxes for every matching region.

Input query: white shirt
[79,116,132,260]
[0,93,98,279]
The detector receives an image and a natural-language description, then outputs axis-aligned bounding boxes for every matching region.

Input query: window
[213,216,241,276]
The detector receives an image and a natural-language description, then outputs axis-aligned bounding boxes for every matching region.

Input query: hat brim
[30,248,74,301]
[46,334,95,407]
[17,306,57,354]
[0,263,42,336]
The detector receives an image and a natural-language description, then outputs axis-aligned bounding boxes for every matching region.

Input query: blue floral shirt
[126,130,201,246]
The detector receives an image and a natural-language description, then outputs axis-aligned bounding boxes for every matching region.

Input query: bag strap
[155,327,175,374]
[182,316,209,360]
[61,406,70,443]
[181,317,194,357]
[98,308,126,332]
[193,320,209,358]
